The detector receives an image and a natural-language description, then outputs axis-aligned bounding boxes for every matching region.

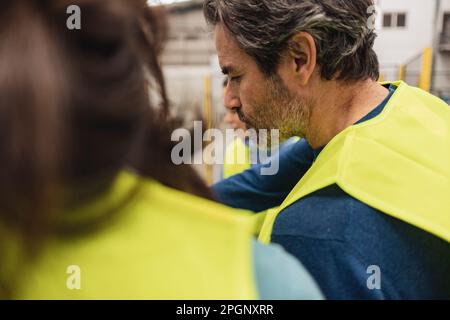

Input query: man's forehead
[215,25,247,71]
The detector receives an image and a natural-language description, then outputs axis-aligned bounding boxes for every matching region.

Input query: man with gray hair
[206,0,450,299]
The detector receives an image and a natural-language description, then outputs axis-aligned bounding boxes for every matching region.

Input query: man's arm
[212,139,315,212]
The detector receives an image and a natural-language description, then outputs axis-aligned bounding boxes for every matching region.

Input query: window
[383,13,392,27]
[397,13,407,28]
[383,12,408,29]
[443,13,450,36]
[440,13,450,51]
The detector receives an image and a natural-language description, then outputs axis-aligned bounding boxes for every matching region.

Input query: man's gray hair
[204,0,379,81]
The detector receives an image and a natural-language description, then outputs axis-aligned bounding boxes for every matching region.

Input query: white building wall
[374,0,450,98]
[374,0,435,80]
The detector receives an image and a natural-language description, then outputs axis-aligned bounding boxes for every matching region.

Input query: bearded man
[205,0,450,299]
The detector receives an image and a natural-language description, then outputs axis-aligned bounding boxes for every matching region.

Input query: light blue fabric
[252,240,324,300]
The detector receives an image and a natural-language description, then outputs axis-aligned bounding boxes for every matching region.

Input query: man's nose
[223,85,241,110]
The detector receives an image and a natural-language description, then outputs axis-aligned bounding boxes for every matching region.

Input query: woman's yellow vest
[15,172,258,299]
[259,81,450,245]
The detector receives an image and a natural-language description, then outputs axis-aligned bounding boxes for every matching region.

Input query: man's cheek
[239,98,252,117]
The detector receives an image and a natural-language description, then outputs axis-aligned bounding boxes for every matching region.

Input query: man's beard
[240,74,312,148]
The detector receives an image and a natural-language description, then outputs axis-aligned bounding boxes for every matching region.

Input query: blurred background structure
[160,0,224,125]
[375,0,450,102]
[155,0,450,182]
[159,0,227,184]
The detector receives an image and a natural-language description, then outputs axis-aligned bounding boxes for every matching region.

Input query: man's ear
[287,32,317,86]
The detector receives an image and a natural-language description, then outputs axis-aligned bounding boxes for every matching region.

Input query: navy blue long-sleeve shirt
[212,85,450,299]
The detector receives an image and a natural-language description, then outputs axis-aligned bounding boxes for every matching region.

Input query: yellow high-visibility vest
[15,171,258,299]
[223,138,251,179]
[260,81,450,244]
[223,137,301,179]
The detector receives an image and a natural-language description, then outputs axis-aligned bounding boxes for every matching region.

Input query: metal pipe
[430,0,442,92]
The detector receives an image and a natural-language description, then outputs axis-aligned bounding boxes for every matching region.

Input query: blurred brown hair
[0,0,213,297]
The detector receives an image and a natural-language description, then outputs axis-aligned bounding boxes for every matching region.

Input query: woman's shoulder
[252,240,324,300]
[137,171,255,224]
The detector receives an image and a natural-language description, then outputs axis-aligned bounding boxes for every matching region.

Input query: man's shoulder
[272,182,450,260]
[271,183,450,299]
[272,184,383,241]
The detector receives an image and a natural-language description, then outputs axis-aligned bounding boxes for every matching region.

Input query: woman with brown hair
[0,0,322,299]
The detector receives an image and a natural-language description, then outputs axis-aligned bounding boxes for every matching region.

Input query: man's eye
[230,76,241,83]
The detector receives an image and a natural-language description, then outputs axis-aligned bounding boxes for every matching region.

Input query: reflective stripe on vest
[18,171,258,299]
[259,81,450,244]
